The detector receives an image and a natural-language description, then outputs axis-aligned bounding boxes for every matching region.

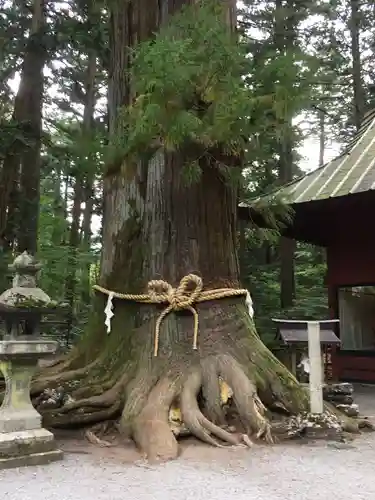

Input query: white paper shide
[104,292,115,334]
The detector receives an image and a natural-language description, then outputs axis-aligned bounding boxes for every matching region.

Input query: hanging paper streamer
[298,354,310,374]
[104,292,115,334]
[245,291,254,319]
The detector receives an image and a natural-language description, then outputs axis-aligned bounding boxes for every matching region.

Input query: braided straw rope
[93,274,248,356]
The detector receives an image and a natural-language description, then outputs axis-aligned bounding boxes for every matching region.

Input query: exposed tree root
[84,422,114,447]
[181,366,241,447]
[85,429,113,447]
[341,416,375,433]
[359,419,375,431]
[216,355,273,443]
[201,357,226,425]
[43,400,122,428]
[131,375,182,461]
[71,378,117,400]
[46,356,282,458]
[36,351,281,460]
[35,347,84,377]
[39,356,66,370]
[36,346,373,460]
[33,301,374,461]
[52,372,128,415]
[32,358,101,396]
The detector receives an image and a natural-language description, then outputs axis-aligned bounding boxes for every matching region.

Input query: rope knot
[93,276,251,358]
[147,274,203,356]
[147,274,203,310]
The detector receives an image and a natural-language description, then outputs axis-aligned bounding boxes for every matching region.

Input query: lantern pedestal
[0,339,63,469]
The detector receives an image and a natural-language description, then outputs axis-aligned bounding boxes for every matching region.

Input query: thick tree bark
[32,0,317,461]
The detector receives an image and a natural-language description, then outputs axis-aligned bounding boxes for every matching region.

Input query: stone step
[0,435,57,458]
[0,428,61,460]
[0,449,63,470]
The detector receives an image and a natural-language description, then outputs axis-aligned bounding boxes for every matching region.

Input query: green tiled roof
[246,108,375,206]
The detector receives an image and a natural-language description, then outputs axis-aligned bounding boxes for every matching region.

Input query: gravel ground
[1,386,375,500]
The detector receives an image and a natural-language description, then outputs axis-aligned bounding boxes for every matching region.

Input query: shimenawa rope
[94,274,252,356]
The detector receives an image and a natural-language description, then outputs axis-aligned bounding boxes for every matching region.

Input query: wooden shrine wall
[326,241,375,383]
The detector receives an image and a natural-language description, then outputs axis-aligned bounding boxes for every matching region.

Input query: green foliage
[111,0,274,173]
[243,193,295,233]
[242,240,328,348]
[0,0,371,353]
[238,0,336,348]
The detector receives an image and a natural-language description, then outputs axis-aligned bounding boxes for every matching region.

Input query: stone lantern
[0,252,63,469]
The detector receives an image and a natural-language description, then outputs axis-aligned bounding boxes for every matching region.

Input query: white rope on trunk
[98,278,255,351]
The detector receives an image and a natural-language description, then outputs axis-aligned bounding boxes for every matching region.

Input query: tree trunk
[0,153,18,250]
[63,175,69,223]
[65,50,97,311]
[51,170,65,246]
[33,0,311,461]
[64,178,82,309]
[4,175,19,253]
[350,0,365,130]
[275,0,296,310]
[17,0,46,254]
[80,50,97,304]
[81,180,94,303]
[81,183,94,249]
[0,0,46,255]
[278,129,295,309]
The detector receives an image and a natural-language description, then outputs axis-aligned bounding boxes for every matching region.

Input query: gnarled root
[125,353,277,461]
[181,366,241,447]
[131,376,182,462]
[36,347,371,461]
[38,372,129,429]
[37,349,281,460]
[216,355,273,443]
[32,358,101,396]
[342,417,375,433]
[200,357,226,426]
[33,297,374,462]
[50,372,128,415]
[85,422,114,447]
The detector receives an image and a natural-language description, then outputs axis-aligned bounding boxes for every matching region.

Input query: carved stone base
[0,409,41,433]
[0,428,63,470]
